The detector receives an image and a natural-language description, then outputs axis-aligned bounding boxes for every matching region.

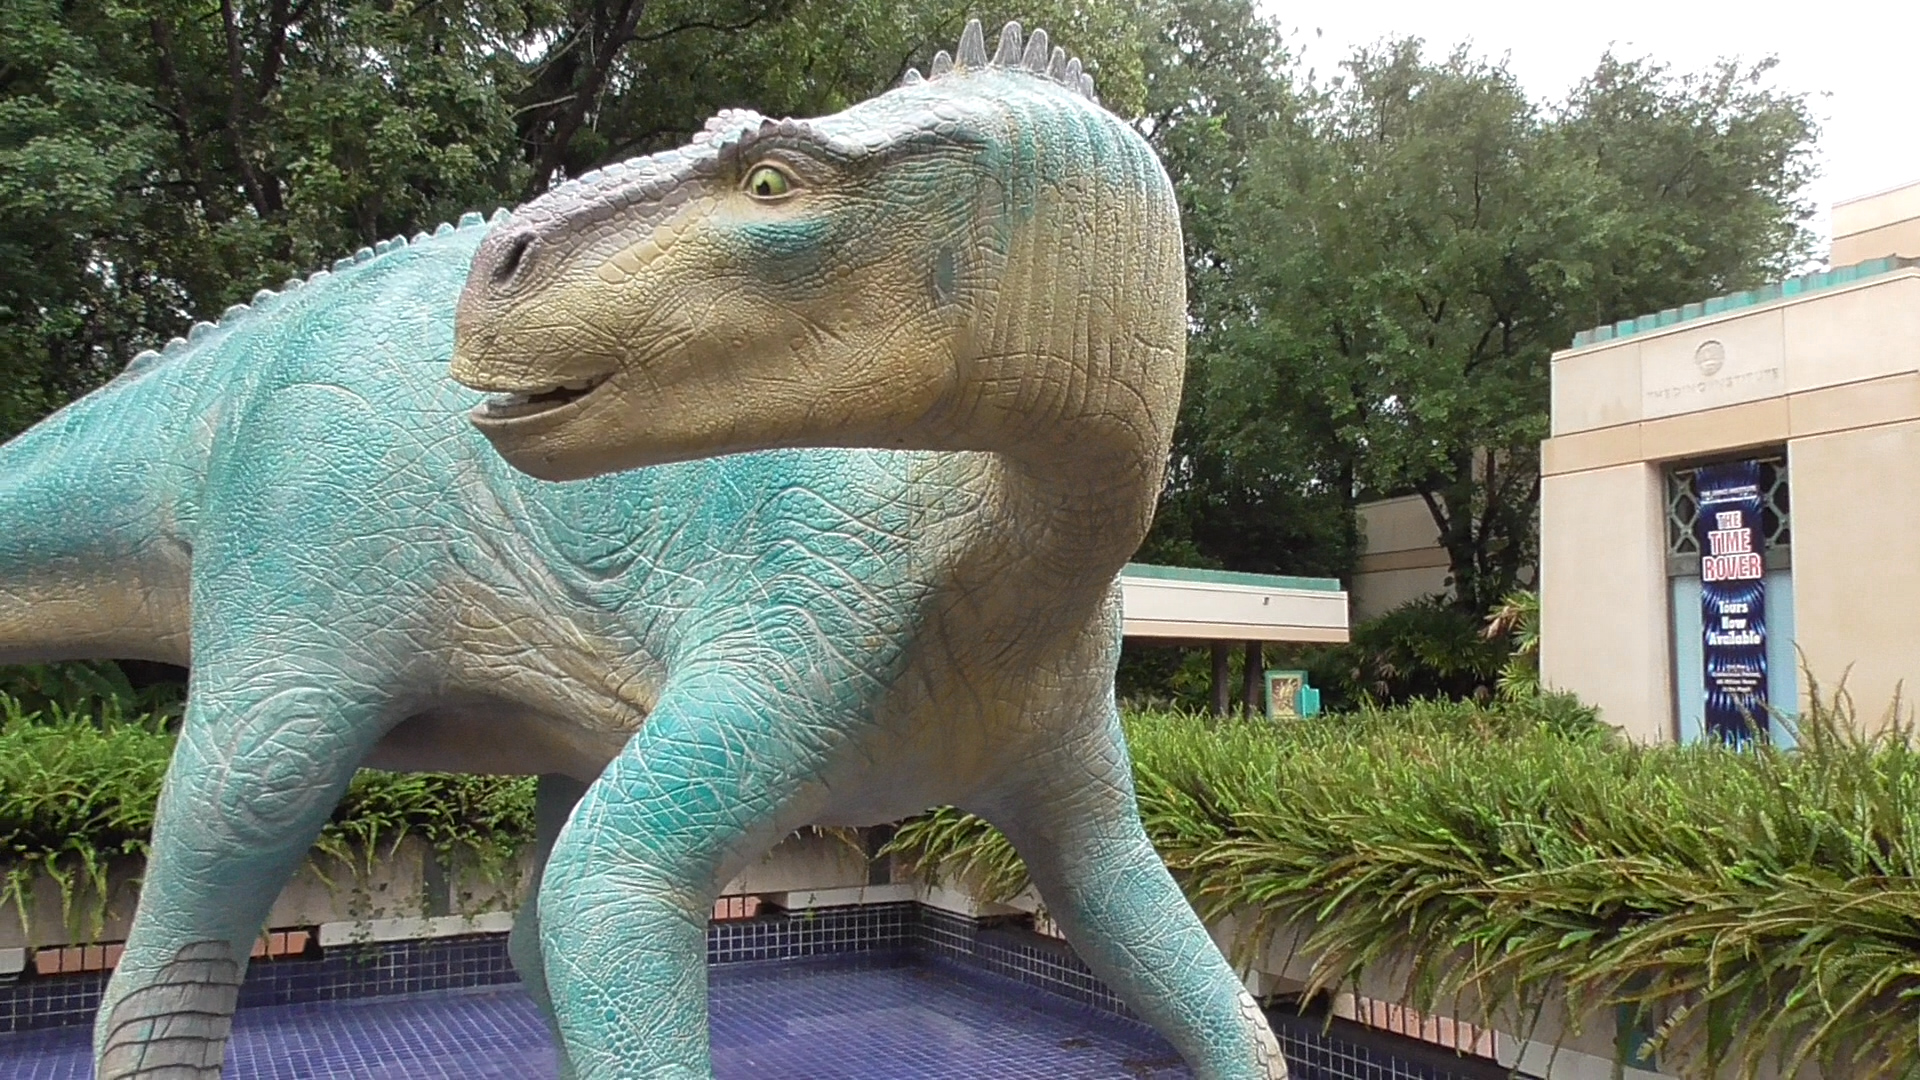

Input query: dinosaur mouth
[474,374,612,422]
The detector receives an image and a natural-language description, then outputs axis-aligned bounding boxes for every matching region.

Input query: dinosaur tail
[0,378,193,666]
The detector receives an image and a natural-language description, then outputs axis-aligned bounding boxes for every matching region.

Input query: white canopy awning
[1119,563,1349,643]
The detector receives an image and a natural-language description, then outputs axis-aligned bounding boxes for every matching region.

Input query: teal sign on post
[1264,670,1321,719]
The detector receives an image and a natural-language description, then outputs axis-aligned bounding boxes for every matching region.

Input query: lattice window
[1665,453,1790,571]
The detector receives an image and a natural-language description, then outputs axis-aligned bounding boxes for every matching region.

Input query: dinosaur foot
[98,940,242,1079]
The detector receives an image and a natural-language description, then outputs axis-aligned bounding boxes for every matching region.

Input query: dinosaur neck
[944,106,1185,581]
[0,371,199,666]
[990,447,1163,584]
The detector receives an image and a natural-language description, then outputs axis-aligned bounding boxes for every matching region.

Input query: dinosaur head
[451,20,1185,485]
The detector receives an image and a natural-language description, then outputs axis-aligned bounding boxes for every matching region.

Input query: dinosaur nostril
[493,232,535,285]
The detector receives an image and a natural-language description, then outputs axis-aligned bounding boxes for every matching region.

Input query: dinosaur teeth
[476,375,612,421]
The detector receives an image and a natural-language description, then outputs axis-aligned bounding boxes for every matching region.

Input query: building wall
[1788,419,1920,734]
[1350,494,1451,619]
[1540,266,1920,741]
[1831,180,1920,264]
[1538,463,1672,742]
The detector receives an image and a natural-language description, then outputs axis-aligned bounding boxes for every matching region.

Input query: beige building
[1350,494,1451,619]
[1539,180,1920,743]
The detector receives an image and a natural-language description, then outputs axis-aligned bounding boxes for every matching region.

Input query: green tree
[0,0,1161,443]
[1127,0,1357,576]
[1188,39,1816,611]
[0,0,177,435]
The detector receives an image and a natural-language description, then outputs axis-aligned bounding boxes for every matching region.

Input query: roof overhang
[1119,563,1350,643]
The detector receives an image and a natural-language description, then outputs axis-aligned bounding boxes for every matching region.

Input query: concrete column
[1240,641,1264,715]
[1211,641,1231,717]
[1539,461,1674,742]
[1787,420,1920,732]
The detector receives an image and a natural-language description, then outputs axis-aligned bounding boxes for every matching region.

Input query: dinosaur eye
[744,165,794,200]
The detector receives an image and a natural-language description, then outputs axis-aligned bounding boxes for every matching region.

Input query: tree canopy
[1,0,1821,618]
[1154,35,1817,611]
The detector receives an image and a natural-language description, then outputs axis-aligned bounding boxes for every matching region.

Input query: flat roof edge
[1833,178,1920,210]
[1563,258,1920,353]
[1121,561,1344,593]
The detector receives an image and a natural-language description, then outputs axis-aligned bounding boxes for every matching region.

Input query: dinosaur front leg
[512,773,590,1080]
[990,702,1288,1080]
[93,665,393,1079]
[538,673,832,1080]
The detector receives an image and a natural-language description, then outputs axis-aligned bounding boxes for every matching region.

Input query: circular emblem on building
[1695,339,1726,376]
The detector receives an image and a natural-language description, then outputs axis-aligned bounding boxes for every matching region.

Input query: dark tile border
[0,933,522,1036]
[917,907,1519,1080]
[1,901,1529,1080]
[1266,1002,1521,1080]
[708,900,915,965]
[0,903,919,1036]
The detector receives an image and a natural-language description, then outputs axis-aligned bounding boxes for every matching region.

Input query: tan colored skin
[0,567,192,667]
[450,80,1185,818]
[450,26,1287,1080]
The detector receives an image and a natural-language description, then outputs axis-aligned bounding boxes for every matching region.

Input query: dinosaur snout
[473,228,539,294]
[452,226,545,391]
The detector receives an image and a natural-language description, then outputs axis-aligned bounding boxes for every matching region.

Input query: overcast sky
[1263,0,1920,262]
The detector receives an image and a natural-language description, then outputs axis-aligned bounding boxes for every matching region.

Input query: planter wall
[1,827,878,956]
[2,832,1824,1080]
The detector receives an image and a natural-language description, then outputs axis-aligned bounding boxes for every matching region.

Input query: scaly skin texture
[453,20,1284,1080]
[0,20,1284,1080]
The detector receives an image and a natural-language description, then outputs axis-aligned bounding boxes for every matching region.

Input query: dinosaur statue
[0,18,1286,1080]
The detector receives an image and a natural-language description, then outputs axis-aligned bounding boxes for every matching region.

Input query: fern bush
[1301,596,1512,708]
[889,689,1920,1080]
[0,691,536,940]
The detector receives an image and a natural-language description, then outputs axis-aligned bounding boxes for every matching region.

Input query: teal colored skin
[0,23,1287,1080]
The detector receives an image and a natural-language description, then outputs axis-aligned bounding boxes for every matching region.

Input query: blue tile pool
[0,955,1189,1079]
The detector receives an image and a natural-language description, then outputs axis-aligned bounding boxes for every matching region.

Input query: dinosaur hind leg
[94,667,393,1078]
[985,700,1288,1080]
[511,773,589,1080]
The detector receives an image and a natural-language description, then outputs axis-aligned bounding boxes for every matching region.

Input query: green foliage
[1483,588,1542,701]
[0,662,185,726]
[889,689,1920,1078]
[1119,588,1556,715]
[315,768,537,916]
[1300,595,1510,708]
[1152,32,1819,610]
[0,692,534,939]
[0,698,172,940]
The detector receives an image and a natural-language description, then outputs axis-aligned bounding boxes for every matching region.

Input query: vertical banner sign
[1696,462,1768,741]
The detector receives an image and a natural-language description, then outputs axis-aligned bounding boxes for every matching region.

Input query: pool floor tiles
[0,954,1190,1079]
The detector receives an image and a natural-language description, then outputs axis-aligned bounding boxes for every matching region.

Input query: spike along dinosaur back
[0,19,1284,1080]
